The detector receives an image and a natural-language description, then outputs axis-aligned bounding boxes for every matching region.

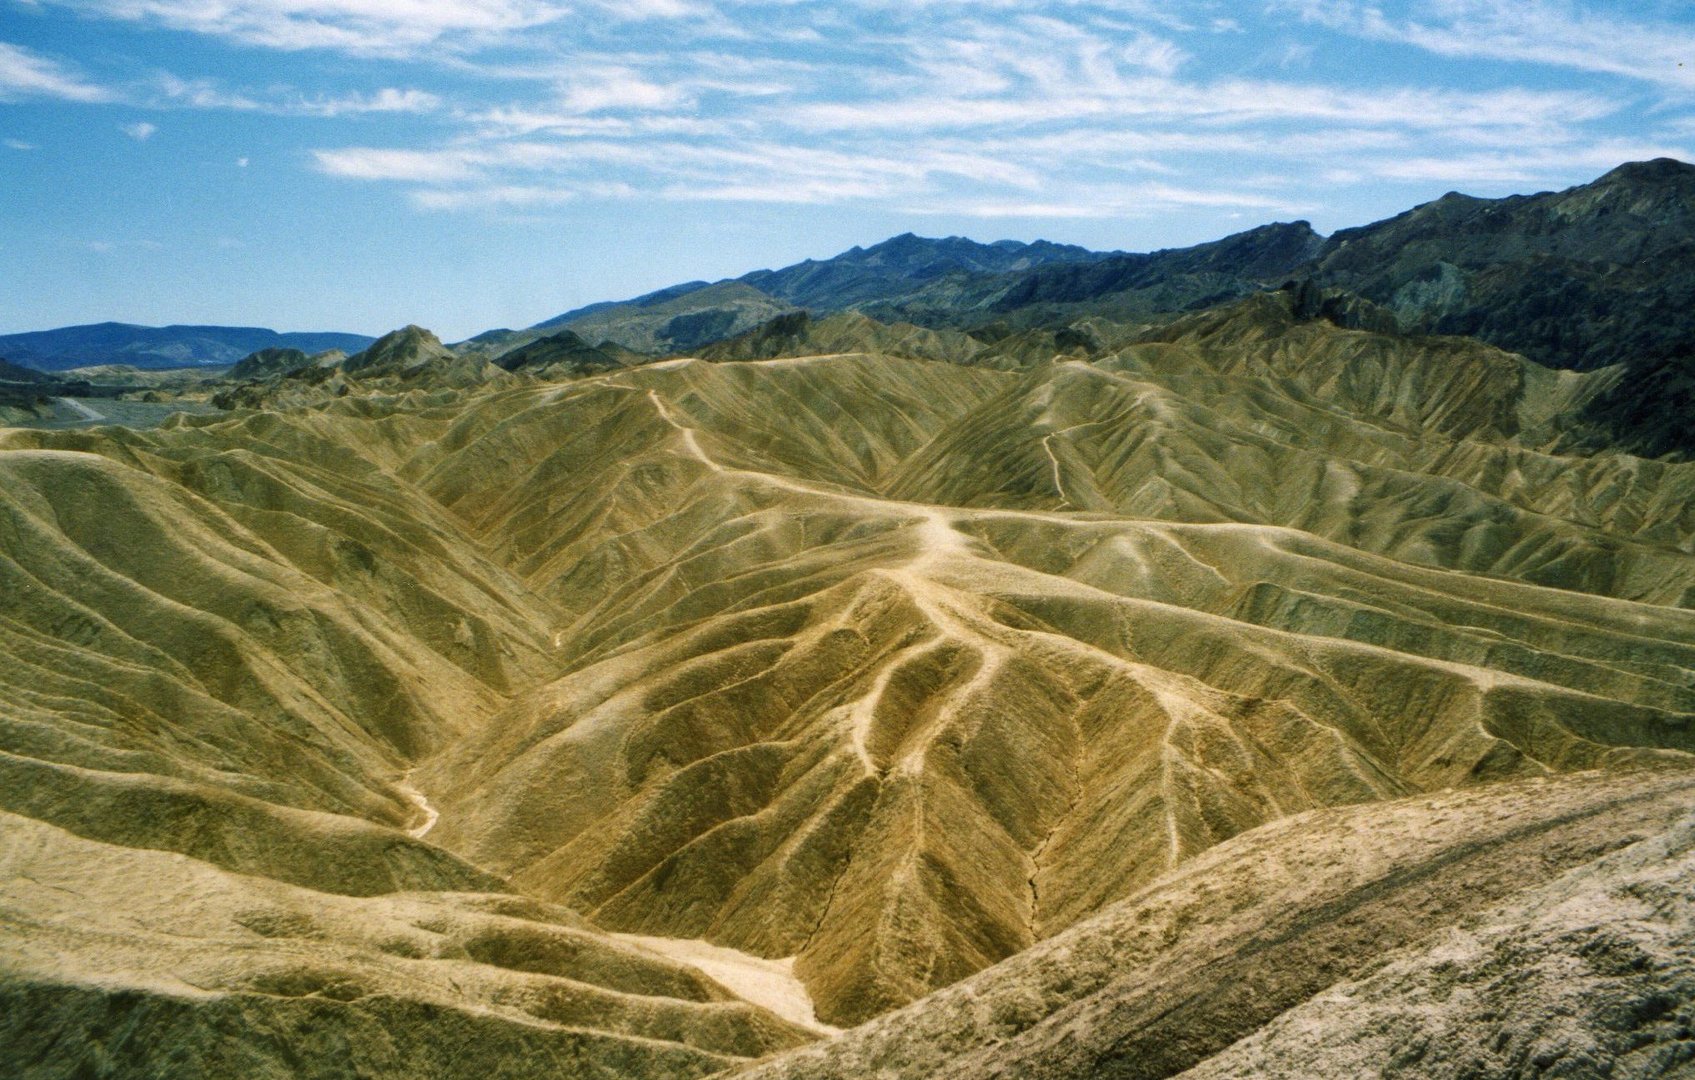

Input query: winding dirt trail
[395,776,439,839]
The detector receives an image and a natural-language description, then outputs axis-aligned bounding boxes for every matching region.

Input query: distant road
[59,398,105,421]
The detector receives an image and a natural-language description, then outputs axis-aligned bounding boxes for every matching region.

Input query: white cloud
[0,41,112,102]
[467,106,732,138]
[247,0,1687,225]
[236,156,249,167]
[122,121,157,140]
[313,146,488,182]
[590,0,705,18]
[297,87,442,117]
[47,0,570,55]
[4,138,36,150]
[151,73,440,116]
[558,67,691,114]
[1121,31,1187,77]
[152,73,260,111]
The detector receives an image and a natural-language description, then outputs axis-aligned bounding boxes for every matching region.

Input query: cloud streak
[0,41,113,102]
[43,0,572,55]
[1282,0,1695,92]
[11,1,1695,228]
[292,4,1672,220]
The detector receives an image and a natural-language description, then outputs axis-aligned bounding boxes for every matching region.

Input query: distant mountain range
[464,234,1126,358]
[495,159,1695,380]
[465,158,1695,456]
[13,160,1695,453]
[0,323,375,372]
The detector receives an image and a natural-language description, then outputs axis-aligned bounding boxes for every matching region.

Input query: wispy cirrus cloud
[293,4,1658,220]
[314,145,492,183]
[38,0,573,55]
[296,87,443,117]
[12,0,1695,231]
[556,66,693,114]
[1280,0,1695,92]
[151,73,440,116]
[0,41,113,102]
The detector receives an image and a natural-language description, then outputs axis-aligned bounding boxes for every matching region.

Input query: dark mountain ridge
[857,220,1324,329]
[488,159,1695,456]
[1298,157,1695,458]
[739,233,1116,311]
[1310,157,1695,372]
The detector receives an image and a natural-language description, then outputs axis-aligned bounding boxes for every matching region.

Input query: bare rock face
[2,272,1694,1074]
[1177,809,1695,1080]
[1305,159,1695,458]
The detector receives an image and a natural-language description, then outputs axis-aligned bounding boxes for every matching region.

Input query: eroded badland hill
[4,163,1695,1079]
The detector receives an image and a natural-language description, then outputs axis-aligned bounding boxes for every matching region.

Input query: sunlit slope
[891,294,1695,605]
[0,412,555,840]
[729,768,1695,1079]
[382,353,1695,1025]
[3,323,1693,1044]
[0,400,826,1077]
[0,812,814,1080]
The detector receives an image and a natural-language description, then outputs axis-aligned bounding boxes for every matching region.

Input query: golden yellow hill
[2,299,1692,1071]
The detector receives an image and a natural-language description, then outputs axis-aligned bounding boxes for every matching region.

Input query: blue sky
[2,0,1693,341]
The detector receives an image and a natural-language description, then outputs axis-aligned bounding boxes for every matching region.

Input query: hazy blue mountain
[494,232,1263,356]
[0,322,375,371]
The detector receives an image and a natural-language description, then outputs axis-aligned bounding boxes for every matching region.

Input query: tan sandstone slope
[2,300,1692,1072]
